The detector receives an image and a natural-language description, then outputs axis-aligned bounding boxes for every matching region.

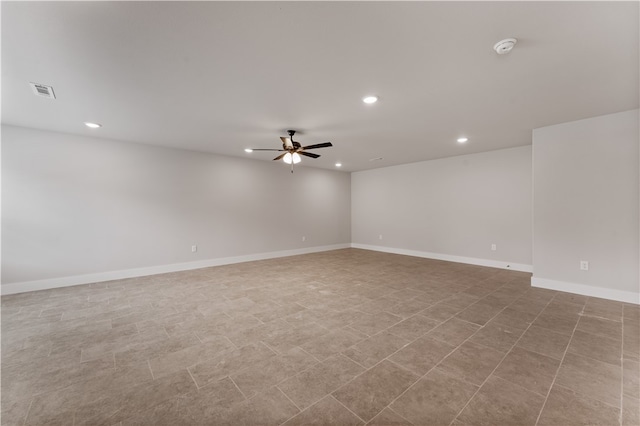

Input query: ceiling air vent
[29,82,56,99]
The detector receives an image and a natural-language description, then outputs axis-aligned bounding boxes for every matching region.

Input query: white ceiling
[2,1,638,172]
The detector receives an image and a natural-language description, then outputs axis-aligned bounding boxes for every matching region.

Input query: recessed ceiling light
[244,148,253,153]
[84,122,102,129]
[335,163,342,167]
[362,96,378,104]
[457,137,468,143]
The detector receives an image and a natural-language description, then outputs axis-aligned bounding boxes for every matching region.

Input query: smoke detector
[29,82,56,99]
[493,38,517,55]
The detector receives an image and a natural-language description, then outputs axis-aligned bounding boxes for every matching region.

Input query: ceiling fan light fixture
[362,96,378,104]
[283,152,301,164]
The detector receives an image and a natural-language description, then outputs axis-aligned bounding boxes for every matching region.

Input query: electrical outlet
[491,244,497,251]
[378,234,383,240]
[302,236,306,242]
[191,245,197,253]
[580,260,589,271]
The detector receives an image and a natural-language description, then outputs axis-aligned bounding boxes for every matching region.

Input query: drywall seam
[1,243,350,295]
[351,243,532,273]
[531,277,640,305]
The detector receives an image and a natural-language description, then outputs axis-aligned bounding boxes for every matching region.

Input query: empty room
[1,2,639,425]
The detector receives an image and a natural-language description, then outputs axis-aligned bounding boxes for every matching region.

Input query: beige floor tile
[278,354,364,410]
[456,375,545,426]
[489,307,538,331]
[283,395,364,426]
[74,369,197,426]
[583,301,623,322]
[427,318,480,346]
[468,321,523,353]
[148,335,236,378]
[188,341,276,387]
[623,395,640,426]
[389,336,455,376]
[493,347,560,396]
[1,398,32,426]
[224,318,292,348]
[419,302,462,322]
[386,315,440,341]
[114,333,201,368]
[576,315,622,341]
[25,362,152,425]
[533,310,579,336]
[538,384,620,426]
[333,360,418,422]
[555,352,622,407]
[567,329,622,366]
[516,324,571,360]
[553,292,588,306]
[507,297,548,316]
[349,311,403,336]
[210,387,299,426]
[623,359,640,399]
[121,377,246,425]
[436,341,504,386]
[366,408,413,426]
[253,303,307,323]
[299,328,364,360]
[385,299,431,319]
[441,294,481,310]
[230,347,318,398]
[342,331,410,368]
[261,322,330,354]
[454,300,503,326]
[390,369,478,426]
[3,355,115,404]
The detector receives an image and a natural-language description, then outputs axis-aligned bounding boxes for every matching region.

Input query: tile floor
[1,248,638,425]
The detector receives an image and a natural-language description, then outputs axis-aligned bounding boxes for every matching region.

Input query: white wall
[1,125,351,292]
[351,146,532,271]
[532,109,639,303]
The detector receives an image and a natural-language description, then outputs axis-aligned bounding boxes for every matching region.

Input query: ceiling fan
[247,130,333,172]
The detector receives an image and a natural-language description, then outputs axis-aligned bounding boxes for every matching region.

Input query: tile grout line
[447,294,559,425]
[274,384,303,416]
[147,359,155,380]
[533,301,586,426]
[186,367,200,390]
[329,395,369,425]
[20,399,34,426]
[385,406,417,426]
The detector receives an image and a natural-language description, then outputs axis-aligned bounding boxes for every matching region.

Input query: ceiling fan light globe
[292,153,302,164]
[283,152,293,164]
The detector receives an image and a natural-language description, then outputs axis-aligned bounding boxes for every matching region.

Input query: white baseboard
[532,277,640,305]
[350,243,533,273]
[1,244,351,296]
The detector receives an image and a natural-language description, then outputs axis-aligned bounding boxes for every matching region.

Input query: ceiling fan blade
[250,149,286,151]
[273,153,287,161]
[280,137,293,149]
[299,151,320,159]
[302,142,333,150]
